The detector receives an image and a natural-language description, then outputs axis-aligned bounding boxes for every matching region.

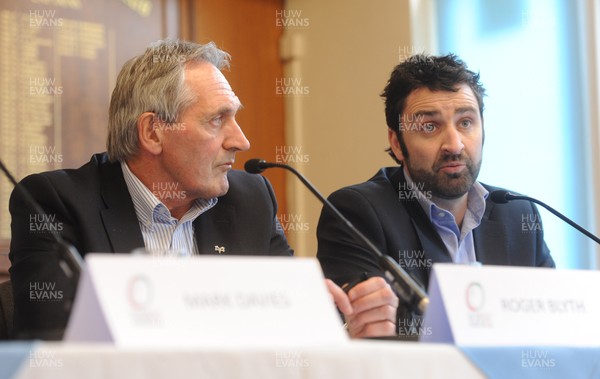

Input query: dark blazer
[317,167,555,291]
[9,153,292,338]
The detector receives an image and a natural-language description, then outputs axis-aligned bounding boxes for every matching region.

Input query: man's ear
[388,129,405,163]
[136,112,163,156]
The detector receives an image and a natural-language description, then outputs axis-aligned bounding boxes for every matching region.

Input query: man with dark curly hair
[317,54,555,338]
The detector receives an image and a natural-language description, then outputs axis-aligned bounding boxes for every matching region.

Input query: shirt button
[438,212,445,218]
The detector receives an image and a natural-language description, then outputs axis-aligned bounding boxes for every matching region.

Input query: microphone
[489,190,600,245]
[245,158,429,315]
[244,158,273,174]
[0,157,84,282]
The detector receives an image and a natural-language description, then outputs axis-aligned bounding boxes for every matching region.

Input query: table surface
[4,340,486,379]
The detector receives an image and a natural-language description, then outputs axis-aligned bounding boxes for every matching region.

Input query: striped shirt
[121,161,217,256]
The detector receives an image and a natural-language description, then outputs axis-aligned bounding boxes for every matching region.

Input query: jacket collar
[388,167,509,265]
[95,153,146,253]
[387,167,453,264]
[473,186,510,265]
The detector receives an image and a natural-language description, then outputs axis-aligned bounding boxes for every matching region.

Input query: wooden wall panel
[180,0,287,217]
[0,0,177,279]
[0,0,286,280]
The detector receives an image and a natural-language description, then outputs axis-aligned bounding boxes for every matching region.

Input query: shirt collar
[120,161,217,227]
[402,166,489,225]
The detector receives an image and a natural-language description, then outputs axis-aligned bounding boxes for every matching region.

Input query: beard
[405,153,482,199]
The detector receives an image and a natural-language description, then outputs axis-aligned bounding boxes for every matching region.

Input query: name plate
[64,254,348,347]
[421,264,600,346]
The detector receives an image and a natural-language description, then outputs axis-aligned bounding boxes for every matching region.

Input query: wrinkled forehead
[403,84,480,114]
[184,61,233,92]
[183,61,241,111]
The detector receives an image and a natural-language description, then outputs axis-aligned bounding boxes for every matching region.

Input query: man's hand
[325,277,398,338]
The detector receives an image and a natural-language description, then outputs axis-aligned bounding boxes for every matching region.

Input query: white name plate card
[64,254,348,347]
[421,264,600,346]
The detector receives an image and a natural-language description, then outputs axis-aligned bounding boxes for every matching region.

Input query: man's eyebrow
[213,102,243,116]
[412,110,440,118]
[455,106,478,115]
[411,106,478,118]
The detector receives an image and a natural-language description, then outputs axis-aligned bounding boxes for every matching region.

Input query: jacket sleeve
[8,173,79,339]
[316,188,387,286]
[529,202,555,268]
[260,175,293,256]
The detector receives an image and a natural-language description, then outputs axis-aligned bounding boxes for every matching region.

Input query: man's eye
[210,116,223,127]
[420,123,436,133]
[460,119,472,128]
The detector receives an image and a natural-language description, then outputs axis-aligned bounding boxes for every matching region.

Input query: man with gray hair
[9,39,395,341]
[8,40,291,338]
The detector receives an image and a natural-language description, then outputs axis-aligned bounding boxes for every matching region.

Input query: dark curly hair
[381,54,486,163]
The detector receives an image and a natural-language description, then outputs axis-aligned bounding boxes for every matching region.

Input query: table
[3,341,485,379]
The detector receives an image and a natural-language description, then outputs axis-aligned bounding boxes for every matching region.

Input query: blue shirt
[121,161,217,256]
[404,168,488,264]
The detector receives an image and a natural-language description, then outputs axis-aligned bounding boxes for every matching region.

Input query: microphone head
[244,159,267,174]
[489,190,511,204]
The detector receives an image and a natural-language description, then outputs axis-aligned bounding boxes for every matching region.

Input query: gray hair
[107,39,230,161]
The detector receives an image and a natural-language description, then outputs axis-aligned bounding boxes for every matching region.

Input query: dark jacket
[9,153,292,338]
[317,166,554,290]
